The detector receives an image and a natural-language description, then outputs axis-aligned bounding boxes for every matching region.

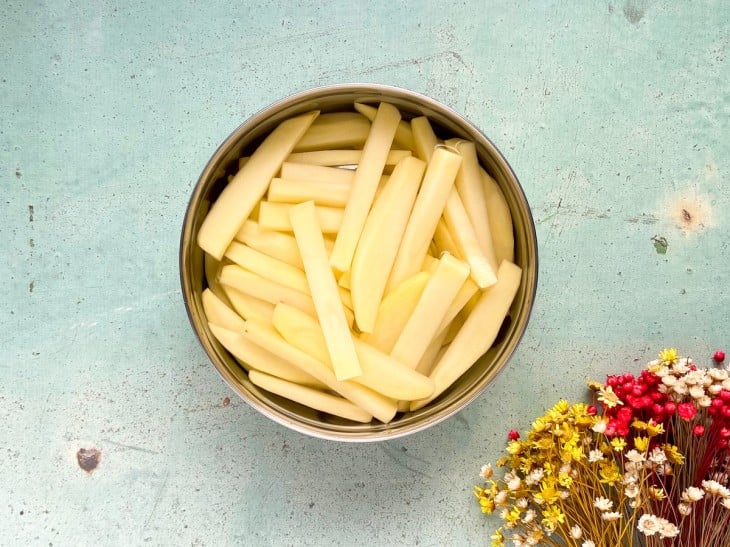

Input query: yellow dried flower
[659,348,679,365]
[535,480,561,505]
[541,504,565,531]
[648,486,666,500]
[634,436,650,452]
[597,385,623,408]
[611,438,627,452]
[646,420,665,437]
[587,380,604,392]
[599,461,621,485]
[490,528,505,547]
[663,444,685,465]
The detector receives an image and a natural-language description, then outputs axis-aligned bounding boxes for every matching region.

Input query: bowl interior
[180,84,538,441]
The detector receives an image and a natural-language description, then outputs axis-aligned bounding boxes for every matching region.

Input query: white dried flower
[601,511,621,521]
[522,509,536,524]
[626,449,645,463]
[649,447,668,465]
[516,497,528,509]
[708,384,723,395]
[494,490,508,505]
[689,385,706,399]
[593,497,613,511]
[507,475,521,491]
[709,368,728,381]
[592,419,607,434]
[570,525,583,539]
[625,483,639,499]
[673,383,688,396]
[702,480,730,498]
[588,449,604,463]
[638,514,660,536]
[662,375,678,387]
[582,541,596,547]
[479,464,493,479]
[698,395,712,408]
[681,486,704,503]
[722,498,730,510]
[525,468,544,486]
[678,503,692,516]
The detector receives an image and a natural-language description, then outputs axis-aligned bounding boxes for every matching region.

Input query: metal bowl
[180,84,538,441]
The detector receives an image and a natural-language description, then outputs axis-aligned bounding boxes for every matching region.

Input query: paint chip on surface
[77,447,101,473]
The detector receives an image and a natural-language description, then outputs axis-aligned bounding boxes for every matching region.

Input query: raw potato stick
[435,276,479,336]
[354,102,415,151]
[267,177,351,207]
[243,319,397,423]
[451,140,496,263]
[202,288,246,333]
[198,110,319,259]
[360,271,430,354]
[480,168,515,265]
[272,303,434,401]
[289,201,362,381]
[293,112,371,152]
[221,285,276,324]
[350,156,425,333]
[219,264,316,317]
[433,218,462,259]
[386,147,462,291]
[280,162,355,185]
[286,149,411,167]
[442,188,497,288]
[235,220,334,269]
[248,369,373,423]
[225,241,310,294]
[330,102,401,272]
[204,253,232,307]
[410,260,522,410]
[208,323,327,390]
[411,116,440,162]
[390,253,470,370]
[258,201,344,234]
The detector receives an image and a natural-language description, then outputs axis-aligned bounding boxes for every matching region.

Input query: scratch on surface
[144,472,170,530]
[379,445,432,478]
[102,439,160,455]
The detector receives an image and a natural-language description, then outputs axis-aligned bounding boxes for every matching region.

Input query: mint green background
[2,1,728,545]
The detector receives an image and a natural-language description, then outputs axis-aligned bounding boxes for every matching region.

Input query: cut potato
[350,156,425,333]
[293,112,371,151]
[390,253,470,370]
[411,116,440,162]
[225,241,310,294]
[280,162,355,185]
[330,102,401,272]
[289,201,361,381]
[386,147,462,291]
[258,201,344,234]
[234,220,305,269]
[267,177,351,207]
[202,288,246,333]
[410,260,522,410]
[360,271,430,353]
[198,110,319,259]
[222,285,276,324]
[286,149,411,167]
[443,188,497,288]
[354,102,415,151]
[451,140,495,262]
[481,168,515,265]
[249,370,372,423]
[243,319,397,423]
[433,218,462,259]
[272,303,434,401]
[208,323,326,389]
[219,264,316,317]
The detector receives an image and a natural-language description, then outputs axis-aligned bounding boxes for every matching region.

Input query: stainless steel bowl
[180,84,538,441]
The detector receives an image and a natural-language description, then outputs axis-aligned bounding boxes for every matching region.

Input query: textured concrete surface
[1,1,728,545]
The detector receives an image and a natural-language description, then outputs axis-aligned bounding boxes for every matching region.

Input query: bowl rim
[180,83,539,442]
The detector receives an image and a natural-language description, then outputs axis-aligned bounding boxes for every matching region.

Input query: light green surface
[2,1,728,545]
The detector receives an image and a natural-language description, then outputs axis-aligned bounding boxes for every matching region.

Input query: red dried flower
[677,402,697,421]
[714,350,726,363]
[507,429,520,441]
